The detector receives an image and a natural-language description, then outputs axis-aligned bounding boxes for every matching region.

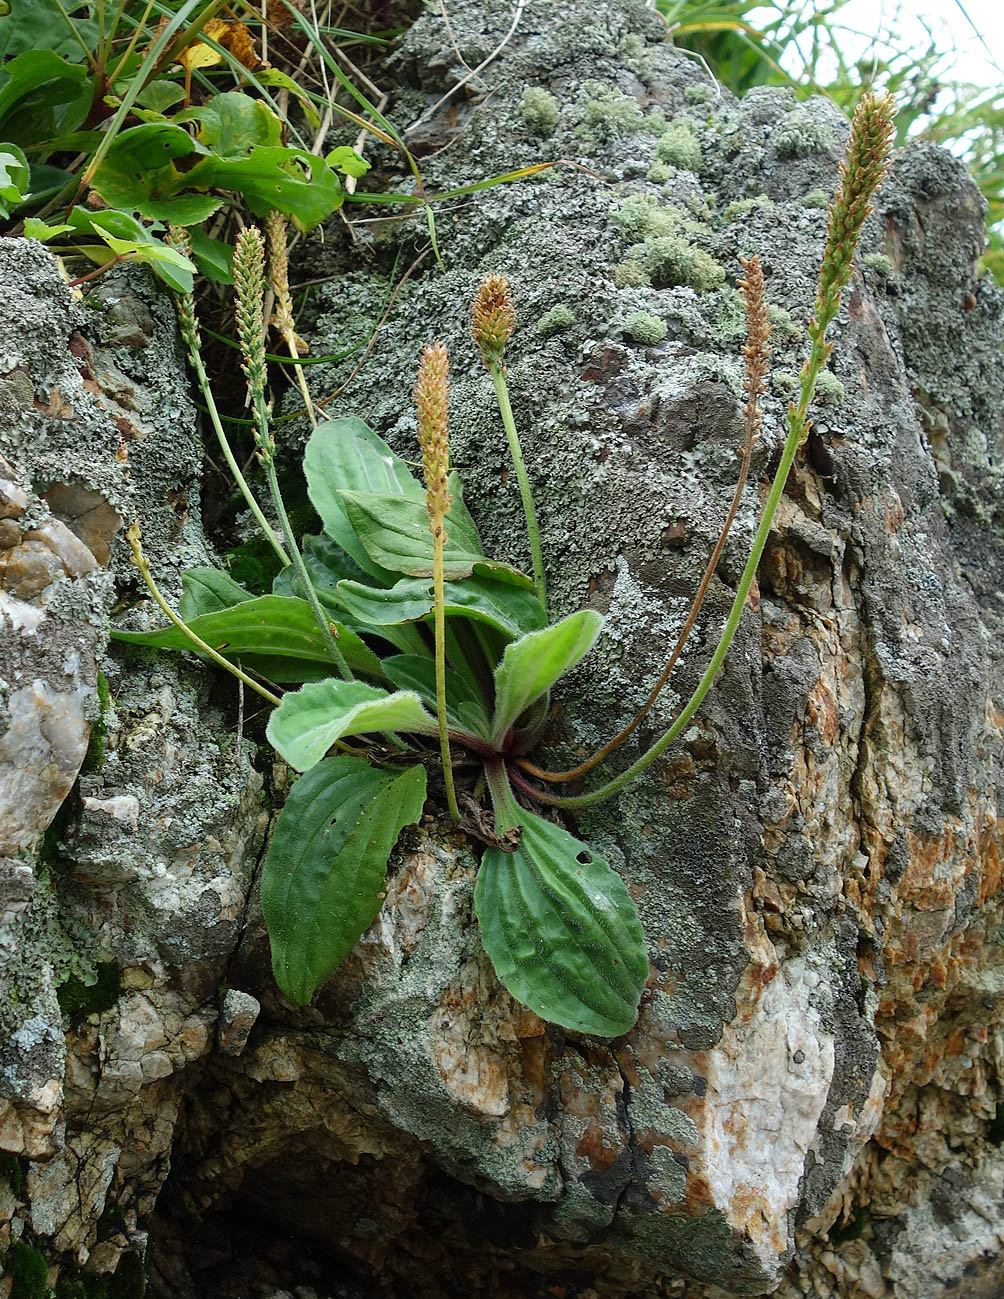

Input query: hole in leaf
[576,850,591,864]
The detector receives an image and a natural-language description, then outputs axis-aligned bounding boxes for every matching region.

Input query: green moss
[772,370,799,398]
[624,312,667,345]
[611,260,650,288]
[537,304,575,336]
[577,86,645,141]
[519,87,559,137]
[815,370,845,405]
[5,1241,49,1299]
[646,161,672,183]
[723,193,772,221]
[863,252,893,274]
[766,303,801,342]
[636,234,725,292]
[774,108,834,158]
[57,960,122,1021]
[0,1152,26,1198]
[801,187,830,209]
[654,120,702,172]
[613,194,685,241]
[715,286,746,341]
[685,83,714,105]
[82,670,110,774]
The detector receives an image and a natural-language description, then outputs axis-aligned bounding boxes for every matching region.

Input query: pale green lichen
[715,286,747,341]
[611,260,650,288]
[646,160,672,183]
[519,86,560,137]
[815,369,845,405]
[693,351,742,395]
[863,252,893,274]
[767,303,801,342]
[802,187,830,209]
[774,107,834,158]
[624,311,668,345]
[772,370,799,397]
[723,193,772,221]
[685,83,714,105]
[613,194,685,241]
[635,234,726,292]
[577,85,645,141]
[654,119,702,171]
[537,304,575,336]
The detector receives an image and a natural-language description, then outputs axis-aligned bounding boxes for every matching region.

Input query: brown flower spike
[471,274,516,368]
[414,341,451,529]
[738,254,770,444]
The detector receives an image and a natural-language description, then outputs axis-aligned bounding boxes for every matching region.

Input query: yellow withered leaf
[176,17,229,72]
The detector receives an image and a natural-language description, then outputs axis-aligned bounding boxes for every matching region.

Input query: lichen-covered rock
[3,0,1003,1296]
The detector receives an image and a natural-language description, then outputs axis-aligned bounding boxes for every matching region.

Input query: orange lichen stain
[575,1122,622,1170]
[805,679,839,745]
[730,1189,784,1256]
[977,816,1003,905]
[899,827,962,910]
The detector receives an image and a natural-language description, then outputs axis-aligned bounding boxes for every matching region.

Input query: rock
[1,2,1003,1296]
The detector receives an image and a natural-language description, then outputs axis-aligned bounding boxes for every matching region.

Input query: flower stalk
[415,340,461,823]
[526,90,896,810]
[265,209,317,429]
[233,225,353,683]
[472,275,547,611]
[166,224,289,568]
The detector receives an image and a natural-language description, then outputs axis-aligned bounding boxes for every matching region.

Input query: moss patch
[613,194,685,241]
[624,312,667,345]
[5,1241,49,1299]
[774,108,834,158]
[635,234,725,292]
[57,960,122,1021]
[0,1152,27,1197]
[801,187,830,209]
[654,120,702,172]
[815,369,845,405]
[82,670,111,774]
[577,85,645,141]
[537,304,575,336]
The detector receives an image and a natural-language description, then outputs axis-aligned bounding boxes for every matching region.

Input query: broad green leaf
[326,145,370,178]
[23,216,73,239]
[0,143,27,217]
[96,233,195,292]
[382,654,490,738]
[335,573,546,640]
[194,148,342,230]
[475,810,648,1035]
[0,0,99,61]
[178,567,253,620]
[183,91,283,157]
[340,491,487,580]
[256,68,321,128]
[188,226,233,283]
[262,756,427,1005]
[490,610,602,745]
[110,595,381,680]
[266,678,437,771]
[304,417,424,579]
[134,79,186,113]
[0,51,90,148]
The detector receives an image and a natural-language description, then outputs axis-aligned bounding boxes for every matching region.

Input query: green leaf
[325,145,370,178]
[0,51,89,148]
[188,226,233,283]
[0,0,98,61]
[178,567,253,620]
[262,756,426,1004]
[304,416,425,579]
[335,572,546,641]
[475,810,648,1035]
[340,491,487,579]
[22,216,73,239]
[195,147,342,231]
[255,68,321,128]
[0,143,28,217]
[182,91,283,157]
[96,232,195,293]
[382,654,490,738]
[490,611,602,745]
[266,679,437,771]
[134,78,186,113]
[110,595,381,680]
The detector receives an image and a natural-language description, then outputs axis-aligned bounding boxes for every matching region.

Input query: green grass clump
[519,87,559,137]
[5,1241,49,1299]
[624,312,668,345]
[654,120,702,171]
[537,305,575,336]
[636,234,726,291]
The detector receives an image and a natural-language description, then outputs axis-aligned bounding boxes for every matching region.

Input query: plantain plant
[114,92,896,1037]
